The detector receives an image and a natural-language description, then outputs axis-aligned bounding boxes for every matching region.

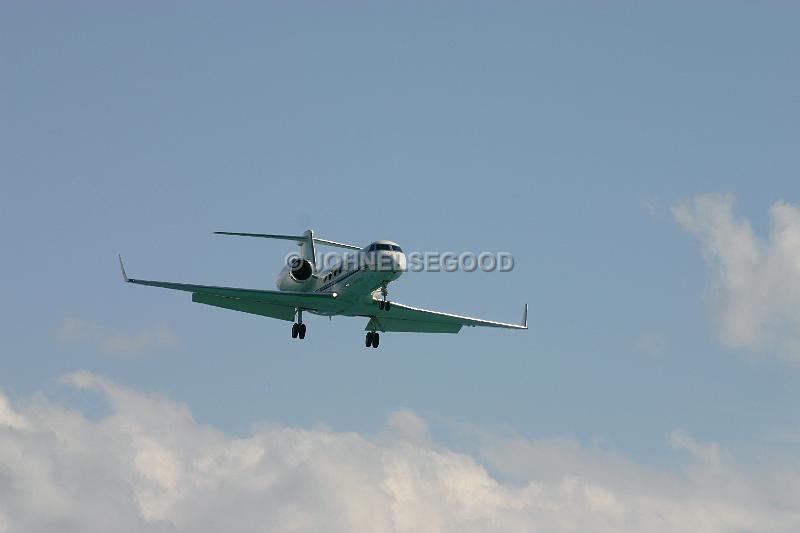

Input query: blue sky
[2,4,800,530]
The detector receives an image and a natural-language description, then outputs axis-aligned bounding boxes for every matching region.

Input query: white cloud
[670,430,726,466]
[57,318,178,356]
[384,408,432,445]
[1,373,800,532]
[673,194,800,361]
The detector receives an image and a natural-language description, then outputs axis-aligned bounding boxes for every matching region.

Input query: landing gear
[378,282,391,311]
[291,309,307,340]
[291,323,306,339]
[365,331,380,348]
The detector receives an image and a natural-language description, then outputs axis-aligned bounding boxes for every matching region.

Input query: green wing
[358,301,528,334]
[120,257,336,322]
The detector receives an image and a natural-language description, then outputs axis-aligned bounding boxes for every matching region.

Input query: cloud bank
[1,373,800,532]
[673,194,800,362]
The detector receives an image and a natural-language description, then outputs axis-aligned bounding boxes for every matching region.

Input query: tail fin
[302,229,316,264]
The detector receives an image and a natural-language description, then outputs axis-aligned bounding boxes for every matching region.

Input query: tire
[378,301,384,310]
[372,332,380,348]
[365,332,373,347]
[385,301,391,311]
[298,324,306,339]
[291,323,299,338]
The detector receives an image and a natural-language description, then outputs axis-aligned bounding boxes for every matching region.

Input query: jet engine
[277,256,316,290]
[289,256,313,282]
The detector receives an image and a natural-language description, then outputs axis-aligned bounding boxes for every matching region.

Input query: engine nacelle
[277,257,316,290]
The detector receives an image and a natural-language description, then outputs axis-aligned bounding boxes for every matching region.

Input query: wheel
[372,332,380,348]
[365,332,373,347]
[291,323,299,338]
[385,301,391,311]
[298,323,306,339]
[378,300,385,310]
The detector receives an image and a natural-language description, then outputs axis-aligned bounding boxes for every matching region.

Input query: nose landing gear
[377,282,391,311]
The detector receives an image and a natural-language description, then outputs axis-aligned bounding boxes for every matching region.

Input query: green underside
[365,317,462,333]
[192,293,296,321]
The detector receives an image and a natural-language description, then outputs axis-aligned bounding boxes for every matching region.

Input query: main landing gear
[365,331,380,348]
[291,308,306,339]
[378,282,391,310]
[291,323,306,339]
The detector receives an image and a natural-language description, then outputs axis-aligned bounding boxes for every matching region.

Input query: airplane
[119,230,527,348]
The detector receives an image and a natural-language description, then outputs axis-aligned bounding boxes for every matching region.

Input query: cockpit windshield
[365,243,403,253]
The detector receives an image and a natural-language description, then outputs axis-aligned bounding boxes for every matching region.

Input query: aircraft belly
[308,269,393,317]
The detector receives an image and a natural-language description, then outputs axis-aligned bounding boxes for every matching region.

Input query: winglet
[522,303,528,329]
[118,254,130,282]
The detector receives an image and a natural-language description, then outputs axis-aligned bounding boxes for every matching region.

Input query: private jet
[119,230,527,348]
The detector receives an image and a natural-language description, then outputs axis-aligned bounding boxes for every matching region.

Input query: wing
[119,256,336,321]
[359,300,528,334]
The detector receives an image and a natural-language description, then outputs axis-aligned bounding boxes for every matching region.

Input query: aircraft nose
[375,250,406,272]
[396,251,407,272]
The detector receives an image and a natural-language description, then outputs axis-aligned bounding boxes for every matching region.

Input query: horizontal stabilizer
[311,237,362,250]
[214,231,361,250]
[214,231,307,241]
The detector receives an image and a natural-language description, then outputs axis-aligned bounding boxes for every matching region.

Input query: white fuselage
[276,240,406,316]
